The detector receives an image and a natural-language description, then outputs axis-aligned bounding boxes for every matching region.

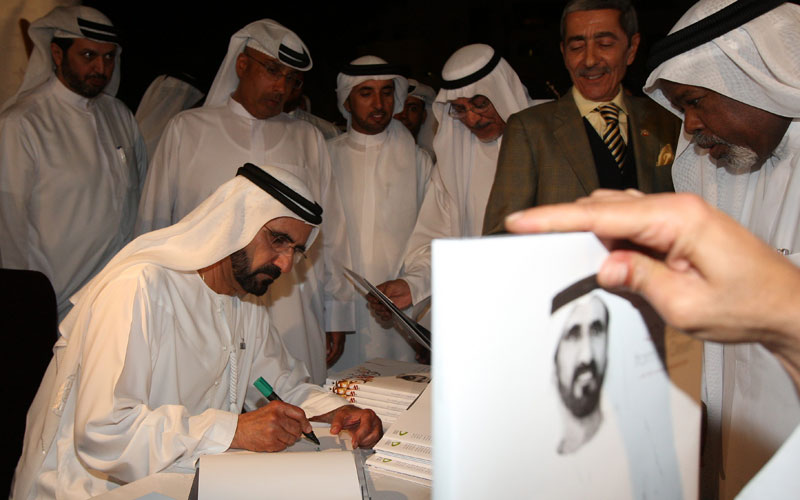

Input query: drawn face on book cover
[554,294,609,420]
[396,374,430,383]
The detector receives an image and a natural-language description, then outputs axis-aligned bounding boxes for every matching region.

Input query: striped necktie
[597,104,626,169]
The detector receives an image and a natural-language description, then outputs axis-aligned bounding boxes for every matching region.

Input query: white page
[199,425,360,499]
[199,451,360,500]
[431,232,700,500]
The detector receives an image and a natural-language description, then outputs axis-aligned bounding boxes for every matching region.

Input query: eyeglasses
[244,52,303,90]
[448,95,493,119]
[266,228,308,263]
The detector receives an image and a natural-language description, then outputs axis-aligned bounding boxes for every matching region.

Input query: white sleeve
[135,116,181,235]
[317,135,355,332]
[244,319,346,418]
[0,113,35,269]
[415,147,434,211]
[401,165,457,304]
[73,273,238,482]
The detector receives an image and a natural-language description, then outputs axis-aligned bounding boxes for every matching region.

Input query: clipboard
[344,268,431,351]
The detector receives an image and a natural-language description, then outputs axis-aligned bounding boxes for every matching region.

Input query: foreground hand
[326,331,346,367]
[504,190,800,349]
[310,405,383,449]
[229,401,312,452]
[368,279,412,321]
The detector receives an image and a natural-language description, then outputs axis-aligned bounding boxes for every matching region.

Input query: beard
[351,110,390,134]
[558,361,603,418]
[60,56,108,98]
[694,132,759,171]
[230,249,281,296]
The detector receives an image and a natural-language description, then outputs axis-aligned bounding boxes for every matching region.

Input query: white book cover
[381,384,432,449]
[374,439,432,462]
[367,452,433,481]
[431,233,701,500]
[326,358,430,399]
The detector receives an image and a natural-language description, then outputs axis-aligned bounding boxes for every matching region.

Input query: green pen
[254,376,320,445]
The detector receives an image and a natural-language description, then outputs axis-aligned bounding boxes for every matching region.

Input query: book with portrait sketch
[431,232,702,500]
[325,358,430,400]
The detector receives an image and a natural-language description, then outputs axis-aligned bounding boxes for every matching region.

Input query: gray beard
[694,132,759,171]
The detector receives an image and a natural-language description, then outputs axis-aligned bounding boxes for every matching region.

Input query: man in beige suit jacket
[483,0,679,235]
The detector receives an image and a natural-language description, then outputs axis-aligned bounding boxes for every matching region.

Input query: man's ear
[343,96,352,113]
[235,52,248,79]
[50,42,64,72]
[626,33,641,66]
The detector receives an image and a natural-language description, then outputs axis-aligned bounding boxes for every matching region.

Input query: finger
[279,403,312,434]
[505,193,691,255]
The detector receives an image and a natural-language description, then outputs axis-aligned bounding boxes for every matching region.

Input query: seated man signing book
[12,165,381,500]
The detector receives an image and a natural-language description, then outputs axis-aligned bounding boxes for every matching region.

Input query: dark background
[84,1,696,125]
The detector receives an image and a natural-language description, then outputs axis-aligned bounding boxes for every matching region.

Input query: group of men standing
[2,0,800,498]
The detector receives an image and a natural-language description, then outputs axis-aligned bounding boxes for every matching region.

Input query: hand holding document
[344,268,431,351]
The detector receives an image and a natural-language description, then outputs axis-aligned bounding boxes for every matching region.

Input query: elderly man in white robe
[136,19,354,384]
[643,1,800,498]
[376,44,535,316]
[0,6,147,321]
[12,165,381,500]
[327,57,433,370]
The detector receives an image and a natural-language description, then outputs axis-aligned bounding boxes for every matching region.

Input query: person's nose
[460,108,482,128]
[275,252,293,275]
[577,332,593,363]
[683,108,704,136]
[584,42,598,68]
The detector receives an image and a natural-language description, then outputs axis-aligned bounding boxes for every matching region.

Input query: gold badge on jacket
[656,143,675,167]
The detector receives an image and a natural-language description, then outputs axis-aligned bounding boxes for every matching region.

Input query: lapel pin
[641,129,650,136]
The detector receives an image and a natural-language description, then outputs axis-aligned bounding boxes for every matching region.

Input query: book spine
[329,381,421,399]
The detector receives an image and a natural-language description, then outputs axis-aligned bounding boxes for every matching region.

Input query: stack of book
[366,383,432,487]
[324,358,430,426]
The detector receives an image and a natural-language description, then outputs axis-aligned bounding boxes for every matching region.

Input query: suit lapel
[553,92,600,194]
[625,95,654,192]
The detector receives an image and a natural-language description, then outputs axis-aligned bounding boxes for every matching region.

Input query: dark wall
[85,0,696,124]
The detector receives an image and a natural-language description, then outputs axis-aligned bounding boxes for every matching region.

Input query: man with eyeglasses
[326,56,432,370]
[482,0,679,235]
[13,165,381,500]
[374,44,536,326]
[136,19,354,386]
[0,6,147,322]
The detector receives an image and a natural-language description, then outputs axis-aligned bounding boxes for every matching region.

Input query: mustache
[577,66,611,78]
[572,361,599,386]
[85,73,108,81]
[693,131,729,149]
[249,263,281,281]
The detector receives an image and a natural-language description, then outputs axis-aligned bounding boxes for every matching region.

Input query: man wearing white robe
[376,44,534,312]
[327,57,432,369]
[643,1,800,498]
[0,6,147,321]
[12,165,381,500]
[394,78,438,160]
[136,19,353,384]
[135,74,204,159]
